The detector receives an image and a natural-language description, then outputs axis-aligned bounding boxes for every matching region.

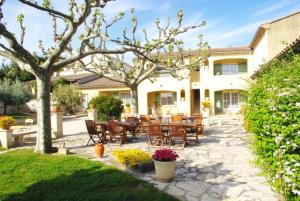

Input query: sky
[1,0,300,55]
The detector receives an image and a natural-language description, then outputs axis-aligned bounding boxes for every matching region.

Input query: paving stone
[15,115,278,201]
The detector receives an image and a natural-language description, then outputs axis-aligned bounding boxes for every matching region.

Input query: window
[161,92,176,105]
[82,94,88,108]
[222,64,238,75]
[119,92,131,105]
[223,92,239,108]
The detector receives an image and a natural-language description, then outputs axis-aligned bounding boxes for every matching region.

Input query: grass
[0,149,178,201]
[0,147,6,152]
[6,113,34,120]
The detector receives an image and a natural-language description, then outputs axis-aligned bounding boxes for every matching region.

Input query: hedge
[244,56,300,200]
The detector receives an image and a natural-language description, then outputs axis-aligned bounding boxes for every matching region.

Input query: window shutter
[239,91,248,103]
[238,63,247,73]
[155,92,161,104]
[172,92,177,104]
[214,64,222,75]
[214,91,223,113]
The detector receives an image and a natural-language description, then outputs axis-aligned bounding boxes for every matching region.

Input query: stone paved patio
[18,116,278,201]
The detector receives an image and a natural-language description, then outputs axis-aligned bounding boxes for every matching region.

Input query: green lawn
[7,113,34,120]
[0,149,178,201]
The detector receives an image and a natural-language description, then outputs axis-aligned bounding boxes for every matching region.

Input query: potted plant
[201,100,210,108]
[95,143,105,158]
[51,103,62,112]
[124,103,131,114]
[152,148,179,182]
[0,116,16,130]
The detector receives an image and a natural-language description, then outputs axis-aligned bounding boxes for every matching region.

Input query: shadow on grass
[3,166,178,201]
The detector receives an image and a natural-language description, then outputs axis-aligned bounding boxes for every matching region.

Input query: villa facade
[53,11,300,116]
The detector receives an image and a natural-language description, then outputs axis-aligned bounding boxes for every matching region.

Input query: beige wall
[266,13,300,61]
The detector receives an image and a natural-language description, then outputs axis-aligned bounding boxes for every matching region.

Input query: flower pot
[154,160,176,182]
[124,107,131,114]
[95,143,104,158]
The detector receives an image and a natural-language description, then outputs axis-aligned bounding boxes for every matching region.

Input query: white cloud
[253,0,298,16]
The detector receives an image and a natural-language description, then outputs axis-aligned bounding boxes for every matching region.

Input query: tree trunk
[34,73,53,153]
[130,86,139,115]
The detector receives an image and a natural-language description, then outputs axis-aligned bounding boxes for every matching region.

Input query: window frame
[222,63,239,75]
[160,92,176,106]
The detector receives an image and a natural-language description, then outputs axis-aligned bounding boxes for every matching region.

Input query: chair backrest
[195,124,204,134]
[148,121,162,137]
[191,115,202,124]
[85,120,98,135]
[159,116,169,123]
[108,121,121,134]
[171,115,183,123]
[169,124,184,137]
[140,115,150,122]
[126,116,138,123]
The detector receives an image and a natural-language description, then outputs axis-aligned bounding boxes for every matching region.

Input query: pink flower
[152,148,179,161]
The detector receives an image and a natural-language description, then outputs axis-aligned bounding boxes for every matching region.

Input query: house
[53,11,300,116]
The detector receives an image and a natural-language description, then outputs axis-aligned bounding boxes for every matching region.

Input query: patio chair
[147,121,165,146]
[171,114,183,123]
[125,117,139,140]
[187,123,204,143]
[168,124,187,147]
[107,121,126,145]
[85,120,102,145]
[139,115,150,134]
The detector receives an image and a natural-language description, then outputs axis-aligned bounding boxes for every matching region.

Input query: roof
[251,35,300,79]
[51,73,94,82]
[250,11,300,48]
[78,77,126,89]
[158,46,252,58]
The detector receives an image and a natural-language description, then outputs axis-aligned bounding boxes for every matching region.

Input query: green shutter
[239,91,248,104]
[172,92,177,104]
[238,63,247,73]
[215,91,223,114]
[155,92,160,104]
[214,64,222,75]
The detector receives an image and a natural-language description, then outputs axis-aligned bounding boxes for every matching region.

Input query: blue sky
[2,0,300,53]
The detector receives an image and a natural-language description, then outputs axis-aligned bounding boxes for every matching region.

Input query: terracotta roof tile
[78,77,126,89]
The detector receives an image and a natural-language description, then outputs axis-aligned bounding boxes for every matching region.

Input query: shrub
[52,77,69,89]
[245,56,300,200]
[88,95,123,121]
[0,116,16,130]
[0,78,32,114]
[52,85,83,114]
[112,149,152,167]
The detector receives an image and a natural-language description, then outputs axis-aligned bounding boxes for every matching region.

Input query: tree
[0,62,35,82]
[0,78,31,114]
[78,9,209,114]
[52,84,83,114]
[0,1,207,153]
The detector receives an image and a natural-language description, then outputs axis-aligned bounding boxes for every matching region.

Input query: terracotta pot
[95,143,104,158]
[154,160,176,182]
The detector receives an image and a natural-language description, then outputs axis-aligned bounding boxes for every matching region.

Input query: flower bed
[112,149,154,173]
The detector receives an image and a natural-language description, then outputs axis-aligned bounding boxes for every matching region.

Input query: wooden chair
[107,121,126,145]
[171,114,183,123]
[188,123,204,143]
[168,124,187,147]
[85,120,102,145]
[125,117,139,140]
[147,121,165,146]
[139,115,150,134]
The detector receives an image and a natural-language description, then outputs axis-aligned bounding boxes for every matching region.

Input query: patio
[14,115,278,201]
